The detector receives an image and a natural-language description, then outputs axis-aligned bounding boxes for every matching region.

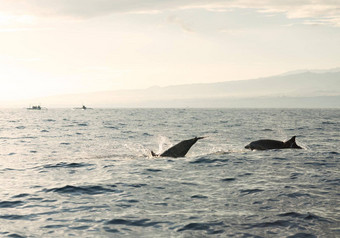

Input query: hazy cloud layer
[1,0,339,26]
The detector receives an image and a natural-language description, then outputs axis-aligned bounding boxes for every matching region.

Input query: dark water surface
[0,109,339,237]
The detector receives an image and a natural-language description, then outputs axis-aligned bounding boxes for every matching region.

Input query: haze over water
[0,108,339,237]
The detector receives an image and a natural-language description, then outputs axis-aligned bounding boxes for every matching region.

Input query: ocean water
[0,108,339,238]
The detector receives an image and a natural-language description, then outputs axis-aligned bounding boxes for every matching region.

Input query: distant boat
[73,105,92,110]
[27,105,42,110]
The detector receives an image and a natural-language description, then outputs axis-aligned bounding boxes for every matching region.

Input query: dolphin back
[245,139,285,150]
[160,137,204,158]
[245,136,302,150]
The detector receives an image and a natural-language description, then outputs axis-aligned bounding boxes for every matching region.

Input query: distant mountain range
[5,69,340,108]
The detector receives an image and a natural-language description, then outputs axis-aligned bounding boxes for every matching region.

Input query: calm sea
[0,108,339,237]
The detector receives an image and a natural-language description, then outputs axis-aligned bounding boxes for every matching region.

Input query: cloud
[167,15,195,33]
[0,0,339,26]
[0,0,186,17]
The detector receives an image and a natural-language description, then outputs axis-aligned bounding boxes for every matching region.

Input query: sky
[0,0,339,101]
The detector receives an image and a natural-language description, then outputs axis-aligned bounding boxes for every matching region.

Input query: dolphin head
[284,136,302,149]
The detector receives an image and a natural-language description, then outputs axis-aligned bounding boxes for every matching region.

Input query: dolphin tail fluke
[151,151,158,157]
[196,136,206,140]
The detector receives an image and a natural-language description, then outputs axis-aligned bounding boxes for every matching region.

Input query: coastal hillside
[4,70,340,108]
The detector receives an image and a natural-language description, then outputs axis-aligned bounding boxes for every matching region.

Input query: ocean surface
[0,108,339,238]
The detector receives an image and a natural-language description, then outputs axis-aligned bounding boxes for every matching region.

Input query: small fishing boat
[27,105,42,110]
[73,105,92,110]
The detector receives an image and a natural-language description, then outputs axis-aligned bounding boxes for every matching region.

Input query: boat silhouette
[27,105,42,110]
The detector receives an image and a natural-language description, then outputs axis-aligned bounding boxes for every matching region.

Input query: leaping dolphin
[151,137,205,158]
[245,136,302,150]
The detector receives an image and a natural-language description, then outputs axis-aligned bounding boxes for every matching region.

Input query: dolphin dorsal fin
[284,136,296,145]
[285,136,301,149]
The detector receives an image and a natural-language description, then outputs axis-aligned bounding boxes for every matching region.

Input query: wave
[0,214,34,220]
[41,224,68,229]
[0,201,23,208]
[106,218,163,227]
[191,195,208,199]
[244,219,292,229]
[12,193,30,198]
[262,128,274,131]
[240,189,264,195]
[322,121,337,125]
[145,168,162,172]
[177,221,225,234]
[278,212,330,222]
[77,123,88,127]
[321,178,340,186]
[4,233,26,238]
[286,233,317,238]
[42,162,93,169]
[281,192,312,198]
[43,119,56,122]
[119,183,147,188]
[43,184,119,195]
[104,126,118,130]
[220,178,236,182]
[189,157,229,164]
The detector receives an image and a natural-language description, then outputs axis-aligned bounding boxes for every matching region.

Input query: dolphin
[245,136,302,150]
[151,137,205,158]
